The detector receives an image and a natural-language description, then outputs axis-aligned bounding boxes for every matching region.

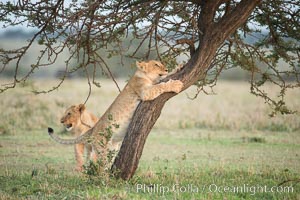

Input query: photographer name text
[136,183,293,195]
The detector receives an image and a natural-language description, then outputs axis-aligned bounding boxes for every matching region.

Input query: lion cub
[49,60,184,165]
[60,104,98,171]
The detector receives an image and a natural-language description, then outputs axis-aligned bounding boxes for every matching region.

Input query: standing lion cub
[48,60,184,165]
[60,104,98,171]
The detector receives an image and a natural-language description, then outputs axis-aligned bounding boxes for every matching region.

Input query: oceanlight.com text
[136,183,293,195]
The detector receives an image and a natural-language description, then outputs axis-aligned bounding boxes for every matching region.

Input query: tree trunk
[112,0,261,180]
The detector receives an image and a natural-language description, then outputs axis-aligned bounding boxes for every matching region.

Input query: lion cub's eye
[67,112,71,116]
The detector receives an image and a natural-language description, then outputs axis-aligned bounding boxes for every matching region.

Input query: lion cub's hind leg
[86,144,97,163]
[75,143,85,171]
[92,141,109,169]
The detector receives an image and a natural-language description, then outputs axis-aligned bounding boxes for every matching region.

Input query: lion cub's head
[136,60,168,82]
[60,104,86,131]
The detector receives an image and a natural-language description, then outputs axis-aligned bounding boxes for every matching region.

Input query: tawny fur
[49,60,184,164]
[60,104,98,171]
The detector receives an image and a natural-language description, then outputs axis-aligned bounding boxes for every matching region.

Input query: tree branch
[215,0,262,41]
[112,0,261,180]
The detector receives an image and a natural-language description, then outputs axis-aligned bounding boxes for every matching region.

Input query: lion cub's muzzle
[61,119,73,131]
[159,70,168,76]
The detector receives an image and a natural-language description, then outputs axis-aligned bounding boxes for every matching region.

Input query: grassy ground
[0,79,299,199]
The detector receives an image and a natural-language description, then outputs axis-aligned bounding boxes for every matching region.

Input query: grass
[0,79,300,199]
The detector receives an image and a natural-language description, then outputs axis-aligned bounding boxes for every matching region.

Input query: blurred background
[0,28,267,80]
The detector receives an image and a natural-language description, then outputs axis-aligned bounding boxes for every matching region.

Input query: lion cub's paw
[168,79,184,93]
[175,64,184,72]
[75,166,83,172]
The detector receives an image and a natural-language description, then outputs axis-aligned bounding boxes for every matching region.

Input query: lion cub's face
[136,60,168,82]
[60,104,85,131]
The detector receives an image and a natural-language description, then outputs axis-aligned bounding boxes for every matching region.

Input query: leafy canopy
[0,0,299,115]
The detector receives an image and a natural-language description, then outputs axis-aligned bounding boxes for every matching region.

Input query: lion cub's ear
[78,104,86,113]
[136,61,147,72]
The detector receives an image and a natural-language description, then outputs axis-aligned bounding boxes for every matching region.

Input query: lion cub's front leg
[75,143,85,171]
[140,79,183,101]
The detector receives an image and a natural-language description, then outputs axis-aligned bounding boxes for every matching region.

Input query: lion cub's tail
[48,127,92,145]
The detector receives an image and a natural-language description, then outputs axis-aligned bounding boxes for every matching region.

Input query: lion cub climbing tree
[1,0,299,180]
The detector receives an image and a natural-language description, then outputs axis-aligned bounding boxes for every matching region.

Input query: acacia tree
[0,0,299,180]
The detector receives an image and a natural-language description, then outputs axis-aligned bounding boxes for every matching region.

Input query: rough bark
[112,0,261,180]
